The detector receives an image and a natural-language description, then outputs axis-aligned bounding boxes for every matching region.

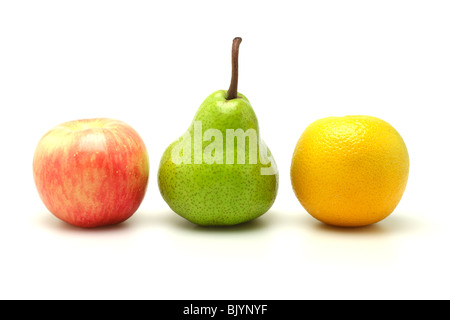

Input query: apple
[33,118,149,228]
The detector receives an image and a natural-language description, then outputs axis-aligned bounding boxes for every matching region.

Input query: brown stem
[227,37,242,100]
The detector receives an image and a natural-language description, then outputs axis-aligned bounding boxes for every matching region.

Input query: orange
[290,115,409,227]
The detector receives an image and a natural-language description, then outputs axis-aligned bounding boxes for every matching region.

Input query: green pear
[158,38,278,226]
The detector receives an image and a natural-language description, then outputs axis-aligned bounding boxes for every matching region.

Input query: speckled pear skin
[158,90,279,226]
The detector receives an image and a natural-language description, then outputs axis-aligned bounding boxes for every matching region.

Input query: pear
[158,38,278,226]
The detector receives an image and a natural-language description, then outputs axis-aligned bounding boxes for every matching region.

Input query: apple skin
[33,118,149,228]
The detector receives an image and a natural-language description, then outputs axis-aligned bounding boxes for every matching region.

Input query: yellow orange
[290,115,409,227]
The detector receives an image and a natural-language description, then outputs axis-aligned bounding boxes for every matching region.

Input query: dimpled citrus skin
[290,115,409,227]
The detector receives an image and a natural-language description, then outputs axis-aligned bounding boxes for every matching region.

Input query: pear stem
[227,37,242,100]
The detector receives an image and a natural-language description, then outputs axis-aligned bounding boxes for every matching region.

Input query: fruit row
[32,38,409,229]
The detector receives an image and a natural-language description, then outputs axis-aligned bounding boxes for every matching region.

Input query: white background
[1,1,449,300]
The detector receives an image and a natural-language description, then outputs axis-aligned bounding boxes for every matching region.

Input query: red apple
[33,118,149,228]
